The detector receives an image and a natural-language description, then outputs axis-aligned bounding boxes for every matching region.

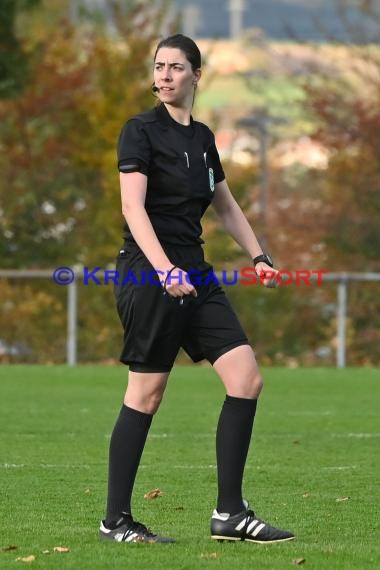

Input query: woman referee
[99,34,295,545]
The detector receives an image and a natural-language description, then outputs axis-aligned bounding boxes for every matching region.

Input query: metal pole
[67,280,78,366]
[337,279,347,368]
[258,124,268,250]
[228,0,245,38]
[183,5,200,38]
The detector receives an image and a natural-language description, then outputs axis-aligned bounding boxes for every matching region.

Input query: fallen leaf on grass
[144,488,163,499]
[84,489,91,494]
[200,552,218,559]
[15,555,35,563]
[53,546,70,553]
[335,496,350,502]
[2,545,17,552]
[302,493,310,498]
[292,558,306,565]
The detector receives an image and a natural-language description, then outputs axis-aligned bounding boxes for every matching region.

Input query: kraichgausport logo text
[52,267,327,286]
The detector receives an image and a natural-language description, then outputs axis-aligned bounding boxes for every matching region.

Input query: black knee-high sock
[216,395,257,516]
[105,404,153,524]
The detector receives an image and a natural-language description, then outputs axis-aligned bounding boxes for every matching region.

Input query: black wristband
[253,254,273,268]
[163,266,178,292]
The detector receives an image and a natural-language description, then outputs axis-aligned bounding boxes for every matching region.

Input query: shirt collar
[155,103,194,129]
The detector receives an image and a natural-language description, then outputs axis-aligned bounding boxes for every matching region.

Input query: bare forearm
[218,201,263,259]
[123,204,173,272]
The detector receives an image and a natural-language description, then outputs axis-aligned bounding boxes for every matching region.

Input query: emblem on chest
[209,168,215,192]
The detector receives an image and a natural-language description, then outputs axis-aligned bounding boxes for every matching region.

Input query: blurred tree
[304,74,380,270]
[0,0,168,268]
[293,0,380,364]
[0,0,171,363]
[3,0,378,365]
[202,0,380,366]
[299,0,380,271]
[0,0,41,97]
[0,278,66,362]
[0,24,96,266]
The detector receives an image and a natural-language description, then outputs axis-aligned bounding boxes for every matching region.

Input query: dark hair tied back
[154,34,201,72]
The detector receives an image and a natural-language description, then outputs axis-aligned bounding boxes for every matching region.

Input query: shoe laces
[133,521,156,536]
[116,513,155,540]
[128,519,156,539]
[241,509,258,533]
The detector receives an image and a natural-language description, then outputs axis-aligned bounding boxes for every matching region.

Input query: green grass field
[1,366,379,569]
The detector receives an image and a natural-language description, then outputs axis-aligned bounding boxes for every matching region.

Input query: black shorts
[114,242,249,372]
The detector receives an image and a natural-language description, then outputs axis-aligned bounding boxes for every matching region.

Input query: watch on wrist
[253,253,273,268]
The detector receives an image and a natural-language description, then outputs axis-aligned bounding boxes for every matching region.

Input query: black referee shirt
[117,103,225,246]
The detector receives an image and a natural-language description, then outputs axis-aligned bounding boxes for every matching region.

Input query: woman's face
[154,47,201,107]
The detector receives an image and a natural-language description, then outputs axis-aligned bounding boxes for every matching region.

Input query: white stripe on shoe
[251,523,266,537]
[246,519,259,533]
[235,517,248,531]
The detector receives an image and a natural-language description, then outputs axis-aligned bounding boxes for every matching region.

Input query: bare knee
[227,368,263,399]
[124,372,168,415]
[213,345,264,399]
[124,391,164,415]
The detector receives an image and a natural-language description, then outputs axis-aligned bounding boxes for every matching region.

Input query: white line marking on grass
[322,466,357,471]
[1,463,90,469]
[138,464,253,471]
[289,411,333,416]
[39,463,90,469]
[172,464,216,469]
[149,433,169,438]
[332,433,380,438]
[149,433,213,438]
[106,432,214,439]
[266,434,303,439]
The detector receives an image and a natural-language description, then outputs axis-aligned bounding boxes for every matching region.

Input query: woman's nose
[162,67,172,80]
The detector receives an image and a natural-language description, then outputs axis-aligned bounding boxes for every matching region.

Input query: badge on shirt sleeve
[209,168,215,192]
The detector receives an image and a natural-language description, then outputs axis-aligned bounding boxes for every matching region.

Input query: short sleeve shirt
[117,103,225,246]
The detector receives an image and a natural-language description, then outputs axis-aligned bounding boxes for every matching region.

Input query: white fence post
[67,280,78,366]
[337,278,348,368]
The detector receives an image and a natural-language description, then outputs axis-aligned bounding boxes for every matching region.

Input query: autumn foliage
[1,1,380,364]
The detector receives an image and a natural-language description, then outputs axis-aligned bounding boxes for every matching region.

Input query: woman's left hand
[255,262,279,288]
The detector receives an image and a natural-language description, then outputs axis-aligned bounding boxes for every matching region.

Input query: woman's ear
[193,68,202,85]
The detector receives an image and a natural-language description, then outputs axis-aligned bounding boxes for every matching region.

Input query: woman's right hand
[162,266,198,299]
